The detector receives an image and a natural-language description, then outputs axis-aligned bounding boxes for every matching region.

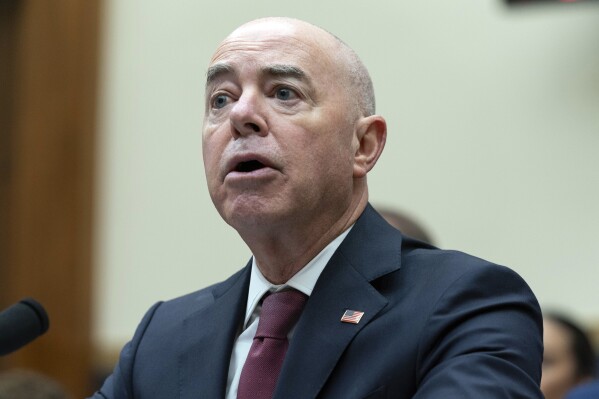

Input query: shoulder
[96,265,250,395]
[394,246,544,395]
[150,265,249,323]
[400,242,534,299]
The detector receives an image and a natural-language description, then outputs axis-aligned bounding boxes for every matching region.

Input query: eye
[212,94,229,109]
[275,87,297,101]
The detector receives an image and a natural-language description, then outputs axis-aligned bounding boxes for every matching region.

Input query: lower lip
[225,167,278,182]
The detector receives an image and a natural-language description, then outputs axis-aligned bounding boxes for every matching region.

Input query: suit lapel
[178,264,250,399]
[274,205,403,399]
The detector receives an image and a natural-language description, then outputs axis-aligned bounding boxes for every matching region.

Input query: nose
[229,91,268,138]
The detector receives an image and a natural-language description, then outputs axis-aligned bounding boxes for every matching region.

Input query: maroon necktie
[237,289,308,399]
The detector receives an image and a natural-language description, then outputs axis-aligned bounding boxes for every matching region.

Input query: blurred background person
[565,380,599,399]
[0,369,72,399]
[541,312,597,399]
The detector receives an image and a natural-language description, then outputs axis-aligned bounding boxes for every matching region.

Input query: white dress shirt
[225,226,353,399]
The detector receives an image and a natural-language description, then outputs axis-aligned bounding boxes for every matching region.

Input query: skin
[202,18,386,284]
[541,319,590,399]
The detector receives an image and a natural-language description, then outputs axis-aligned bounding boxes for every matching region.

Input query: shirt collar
[244,225,353,327]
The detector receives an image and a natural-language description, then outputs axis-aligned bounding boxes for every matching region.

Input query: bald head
[211,17,375,118]
[202,18,387,284]
[202,16,387,276]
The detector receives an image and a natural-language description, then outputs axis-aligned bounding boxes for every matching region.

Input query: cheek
[201,140,213,173]
[290,136,352,181]
[203,123,227,160]
[202,137,223,186]
[301,118,355,165]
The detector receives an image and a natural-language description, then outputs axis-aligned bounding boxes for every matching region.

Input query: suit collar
[337,203,403,281]
[178,264,251,399]
[244,225,353,327]
[273,204,403,398]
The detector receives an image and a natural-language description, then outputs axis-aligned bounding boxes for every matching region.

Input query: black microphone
[0,298,49,356]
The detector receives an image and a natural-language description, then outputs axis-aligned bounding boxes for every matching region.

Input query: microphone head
[0,298,50,356]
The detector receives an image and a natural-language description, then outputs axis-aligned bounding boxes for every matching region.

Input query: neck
[241,190,368,285]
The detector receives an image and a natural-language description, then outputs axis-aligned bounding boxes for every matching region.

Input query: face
[202,19,360,232]
[541,319,583,399]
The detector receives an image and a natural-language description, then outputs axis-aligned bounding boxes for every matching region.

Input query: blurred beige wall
[94,1,599,352]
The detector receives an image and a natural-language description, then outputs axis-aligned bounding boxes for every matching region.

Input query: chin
[229,213,284,236]
[221,199,283,230]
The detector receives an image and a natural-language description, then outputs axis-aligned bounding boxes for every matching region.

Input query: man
[91,17,543,398]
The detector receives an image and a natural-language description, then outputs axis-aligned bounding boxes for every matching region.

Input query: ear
[353,115,387,178]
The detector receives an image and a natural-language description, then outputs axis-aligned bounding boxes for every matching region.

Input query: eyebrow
[206,63,234,86]
[262,64,307,81]
[205,63,310,87]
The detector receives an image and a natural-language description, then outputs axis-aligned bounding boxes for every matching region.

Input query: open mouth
[234,160,267,173]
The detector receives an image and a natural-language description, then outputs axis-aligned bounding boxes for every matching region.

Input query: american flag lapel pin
[340,309,364,324]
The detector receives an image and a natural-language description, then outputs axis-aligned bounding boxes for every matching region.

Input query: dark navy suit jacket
[91,205,543,398]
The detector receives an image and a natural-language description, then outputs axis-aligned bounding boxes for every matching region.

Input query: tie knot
[255,290,308,339]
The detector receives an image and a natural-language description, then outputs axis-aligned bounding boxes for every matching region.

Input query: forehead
[208,20,339,81]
